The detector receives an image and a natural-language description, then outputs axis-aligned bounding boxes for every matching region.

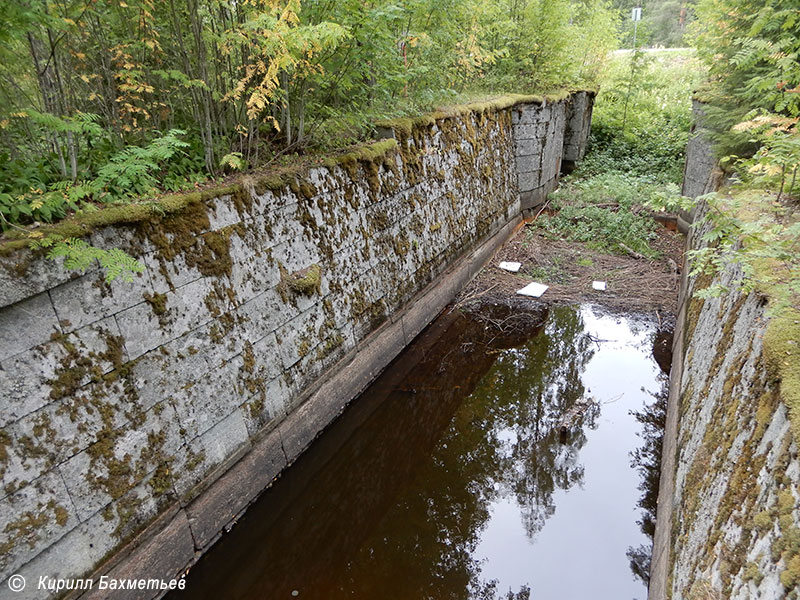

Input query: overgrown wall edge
[0,92,593,599]
[651,110,800,599]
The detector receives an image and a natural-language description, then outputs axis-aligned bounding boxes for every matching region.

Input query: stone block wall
[0,93,593,598]
[510,89,594,211]
[562,90,595,173]
[678,100,723,232]
[652,204,800,599]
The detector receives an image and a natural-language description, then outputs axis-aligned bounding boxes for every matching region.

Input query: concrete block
[172,408,251,501]
[48,270,153,333]
[515,136,545,158]
[115,277,213,360]
[142,252,204,295]
[240,376,291,438]
[517,169,542,192]
[170,360,240,441]
[0,470,78,579]
[0,253,87,310]
[0,293,60,362]
[0,316,124,428]
[227,237,280,306]
[233,288,287,344]
[207,195,243,231]
[0,506,120,600]
[88,224,158,258]
[273,306,327,370]
[59,401,183,522]
[130,317,242,413]
[1,378,133,490]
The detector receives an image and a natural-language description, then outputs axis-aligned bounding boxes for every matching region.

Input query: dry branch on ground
[457,222,684,319]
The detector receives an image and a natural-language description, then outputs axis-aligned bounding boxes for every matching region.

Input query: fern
[219,152,246,171]
[22,109,104,139]
[31,236,145,282]
[94,129,189,199]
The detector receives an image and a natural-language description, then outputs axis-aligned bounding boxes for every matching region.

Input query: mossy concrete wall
[0,92,593,598]
[650,202,800,600]
[678,100,723,232]
[514,91,594,212]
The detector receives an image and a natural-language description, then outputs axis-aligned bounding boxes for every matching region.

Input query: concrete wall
[678,100,722,232]
[515,91,594,212]
[656,210,800,600]
[651,114,800,599]
[0,92,593,598]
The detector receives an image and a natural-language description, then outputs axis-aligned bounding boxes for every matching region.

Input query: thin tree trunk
[27,31,68,177]
[281,71,291,148]
[188,0,216,173]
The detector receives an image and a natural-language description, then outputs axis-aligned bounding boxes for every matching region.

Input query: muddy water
[171,303,668,600]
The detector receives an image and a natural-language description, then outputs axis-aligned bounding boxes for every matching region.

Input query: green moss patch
[763,307,800,440]
[278,263,322,302]
[375,90,580,137]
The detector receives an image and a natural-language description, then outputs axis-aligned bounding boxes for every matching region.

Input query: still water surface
[173,303,667,600]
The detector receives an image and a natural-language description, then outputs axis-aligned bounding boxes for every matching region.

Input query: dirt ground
[455,220,685,325]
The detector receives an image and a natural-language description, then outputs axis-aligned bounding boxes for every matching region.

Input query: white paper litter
[516,282,549,298]
[498,261,522,273]
[592,281,607,291]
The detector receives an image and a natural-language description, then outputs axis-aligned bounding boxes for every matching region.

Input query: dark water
[171,303,668,600]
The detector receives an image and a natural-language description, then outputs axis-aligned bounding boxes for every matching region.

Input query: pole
[621,6,641,133]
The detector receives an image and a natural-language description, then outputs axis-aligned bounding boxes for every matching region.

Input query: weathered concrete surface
[514,92,594,213]
[678,100,723,232]
[650,203,800,600]
[0,93,593,598]
[648,234,690,600]
[562,90,595,172]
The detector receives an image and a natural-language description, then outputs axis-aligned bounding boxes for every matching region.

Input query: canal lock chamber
[171,298,675,600]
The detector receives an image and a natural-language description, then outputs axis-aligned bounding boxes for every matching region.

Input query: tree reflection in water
[170,304,650,600]
[627,376,669,585]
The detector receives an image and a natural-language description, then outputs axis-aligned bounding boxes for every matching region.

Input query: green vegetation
[643,0,800,313]
[586,50,705,184]
[690,0,800,158]
[532,172,664,258]
[533,49,703,258]
[0,0,618,235]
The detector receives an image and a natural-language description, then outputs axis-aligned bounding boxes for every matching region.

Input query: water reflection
[627,378,669,585]
[172,304,663,600]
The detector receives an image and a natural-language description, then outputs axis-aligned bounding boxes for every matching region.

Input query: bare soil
[456,220,685,324]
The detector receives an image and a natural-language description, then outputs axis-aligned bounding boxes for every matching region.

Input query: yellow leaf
[28,231,44,239]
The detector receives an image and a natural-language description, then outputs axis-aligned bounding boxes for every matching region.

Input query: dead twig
[454,283,499,309]
[619,242,646,260]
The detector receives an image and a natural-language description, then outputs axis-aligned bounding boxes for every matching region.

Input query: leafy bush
[649,188,800,311]
[0,130,189,231]
[588,50,705,184]
[531,170,674,258]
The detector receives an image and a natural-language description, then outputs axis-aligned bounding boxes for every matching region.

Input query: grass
[529,170,677,259]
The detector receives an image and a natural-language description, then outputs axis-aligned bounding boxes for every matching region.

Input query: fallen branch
[619,242,646,260]
[454,283,499,309]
